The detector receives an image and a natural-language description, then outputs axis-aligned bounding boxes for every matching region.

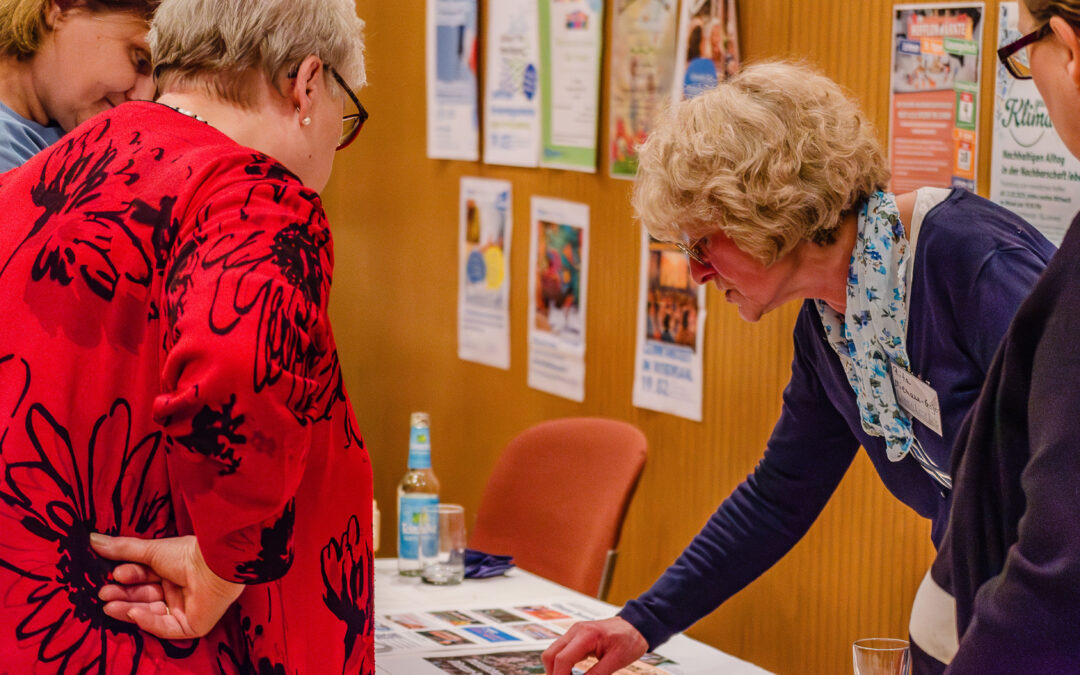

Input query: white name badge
[890,363,943,437]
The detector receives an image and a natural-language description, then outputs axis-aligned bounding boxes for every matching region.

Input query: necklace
[159,102,210,125]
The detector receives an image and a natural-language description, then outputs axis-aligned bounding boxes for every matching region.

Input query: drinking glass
[853,638,911,675]
[420,503,466,585]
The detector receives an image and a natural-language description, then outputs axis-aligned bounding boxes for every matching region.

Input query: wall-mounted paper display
[527,197,589,402]
[673,0,740,101]
[632,230,707,421]
[889,3,985,193]
[538,0,606,172]
[608,0,680,180]
[458,178,513,369]
[990,2,1080,246]
[484,0,542,167]
[426,0,479,160]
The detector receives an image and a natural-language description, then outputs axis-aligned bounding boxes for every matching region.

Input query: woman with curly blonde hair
[544,61,1056,675]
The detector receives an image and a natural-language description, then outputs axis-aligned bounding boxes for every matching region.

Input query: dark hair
[1025,0,1080,26]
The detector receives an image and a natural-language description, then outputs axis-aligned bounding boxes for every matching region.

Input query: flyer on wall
[889,3,984,193]
[458,178,513,369]
[426,0,479,160]
[484,0,542,167]
[672,0,740,101]
[608,0,680,180]
[990,2,1080,246]
[538,0,605,172]
[632,231,706,422]
[527,197,589,402]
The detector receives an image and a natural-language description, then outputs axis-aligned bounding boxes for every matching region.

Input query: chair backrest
[468,417,647,598]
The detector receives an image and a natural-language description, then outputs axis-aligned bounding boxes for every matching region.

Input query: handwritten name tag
[890,363,943,436]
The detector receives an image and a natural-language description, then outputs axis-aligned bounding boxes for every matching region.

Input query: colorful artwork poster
[462,625,522,643]
[538,0,605,172]
[458,177,513,369]
[889,3,985,193]
[425,650,547,675]
[608,0,680,179]
[484,0,542,167]
[673,0,740,101]
[426,0,479,160]
[990,2,1080,246]
[417,629,476,646]
[472,607,528,623]
[527,198,589,402]
[632,232,706,422]
[430,609,484,626]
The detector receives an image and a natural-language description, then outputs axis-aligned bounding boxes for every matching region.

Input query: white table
[374,559,770,674]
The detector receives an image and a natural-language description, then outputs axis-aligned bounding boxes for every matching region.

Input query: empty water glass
[421,503,466,585]
[853,638,911,675]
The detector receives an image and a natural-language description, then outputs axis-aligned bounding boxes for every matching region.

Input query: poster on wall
[990,2,1080,246]
[426,0,479,160]
[538,0,606,172]
[458,177,513,369]
[608,0,680,180]
[484,0,542,167]
[889,3,985,193]
[527,197,589,402]
[632,231,706,422]
[672,0,741,101]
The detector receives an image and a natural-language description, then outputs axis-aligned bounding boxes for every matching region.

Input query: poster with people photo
[632,231,706,422]
[608,0,680,179]
[889,3,984,192]
[673,0,740,101]
[425,0,479,160]
[527,197,589,402]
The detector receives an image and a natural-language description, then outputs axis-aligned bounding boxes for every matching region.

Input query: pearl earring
[301,117,311,126]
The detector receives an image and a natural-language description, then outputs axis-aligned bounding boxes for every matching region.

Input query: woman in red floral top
[0,0,373,672]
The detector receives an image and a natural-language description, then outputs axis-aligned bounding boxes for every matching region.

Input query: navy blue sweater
[620,190,1056,650]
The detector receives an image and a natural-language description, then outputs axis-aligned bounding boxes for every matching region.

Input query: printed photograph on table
[430,609,484,626]
[425,650,548,675]
[989,1,1080,246]
[632,233,707,422]
[473,607,528,623]
[889,3,984,192]
[463,625,522,643]
[513,623,563,640]
[417,629,476,646]
[574,653,682,674]
[608,0,680,179]
[673,0,740,101]
[515,604,572,621]
[426,0,479,160]
[484,0,542,167]
[386,613,436,630]
[458,177,513,369]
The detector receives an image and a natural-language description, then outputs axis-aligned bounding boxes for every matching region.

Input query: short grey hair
[149,0,365,106]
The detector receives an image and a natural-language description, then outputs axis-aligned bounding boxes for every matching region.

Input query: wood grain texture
[325,1,1001,671]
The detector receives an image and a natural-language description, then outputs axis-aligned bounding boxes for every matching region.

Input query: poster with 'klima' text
[426,0,479,160]
[458,177,513,369]
[632,230,706,421]
[527,197,589,402]
[484,0,542,167]
[990,2,1080,246]
[889,3,984,193]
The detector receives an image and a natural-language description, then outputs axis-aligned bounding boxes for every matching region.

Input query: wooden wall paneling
[323,0,1010,671]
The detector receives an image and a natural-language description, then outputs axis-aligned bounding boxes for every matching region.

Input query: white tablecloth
[373,558,771,674]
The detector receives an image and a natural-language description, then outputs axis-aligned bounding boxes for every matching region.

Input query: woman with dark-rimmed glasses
[927,1,1080,672]
[0,0,374,671]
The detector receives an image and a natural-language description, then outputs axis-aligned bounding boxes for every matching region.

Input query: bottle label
[408,426,432,469]
[398,494,438,559]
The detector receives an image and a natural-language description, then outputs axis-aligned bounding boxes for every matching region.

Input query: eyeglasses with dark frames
[327,66,368,151]
[675,235,710,266]
[997,23,1053,79]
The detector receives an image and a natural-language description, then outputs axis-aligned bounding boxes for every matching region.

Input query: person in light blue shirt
[0,0,159,171]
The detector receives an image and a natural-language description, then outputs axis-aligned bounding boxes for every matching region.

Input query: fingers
[99,582,164,603]
[127,604,193,639]
[545,628,599,675]
[90,533,161,565]
[111,563,162,585]
[101,598,169,624]
[543,627,578,673]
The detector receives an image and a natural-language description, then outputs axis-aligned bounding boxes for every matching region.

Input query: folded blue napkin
[464,548,515,579]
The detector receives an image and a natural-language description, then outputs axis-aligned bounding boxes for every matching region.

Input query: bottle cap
[410,411,430,427]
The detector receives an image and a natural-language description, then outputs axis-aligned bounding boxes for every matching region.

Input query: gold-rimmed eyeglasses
[997,23,1053,79]
[675,235,710,266]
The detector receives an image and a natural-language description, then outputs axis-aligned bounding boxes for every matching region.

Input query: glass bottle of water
[397,412,440,576]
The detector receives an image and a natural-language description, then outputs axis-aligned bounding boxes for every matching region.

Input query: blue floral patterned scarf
[816,191,951,490]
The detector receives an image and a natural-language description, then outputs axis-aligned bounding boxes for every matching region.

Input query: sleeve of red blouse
[154,169,334,584]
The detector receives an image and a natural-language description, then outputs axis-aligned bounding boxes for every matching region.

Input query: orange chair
[468,418,647,600]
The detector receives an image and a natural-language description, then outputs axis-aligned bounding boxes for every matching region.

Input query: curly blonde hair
[633,60,889,266]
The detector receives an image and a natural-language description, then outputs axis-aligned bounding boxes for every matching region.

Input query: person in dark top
[927,1,1080,671]
[542,61,1055,675]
